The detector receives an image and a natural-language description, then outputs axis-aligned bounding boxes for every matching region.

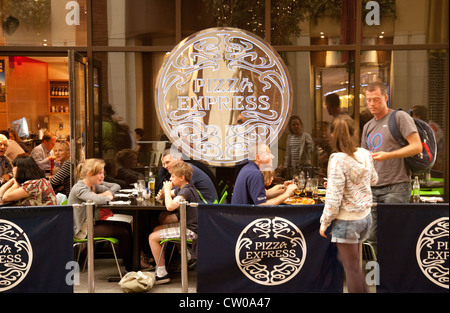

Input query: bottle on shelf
[412,176,420,203]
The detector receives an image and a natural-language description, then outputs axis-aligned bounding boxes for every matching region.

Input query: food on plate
[284,197,315,205]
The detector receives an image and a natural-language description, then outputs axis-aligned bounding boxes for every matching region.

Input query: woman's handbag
[118,271,155,293]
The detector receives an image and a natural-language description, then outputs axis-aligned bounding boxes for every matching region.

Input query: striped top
[50,160,71,196]
[289,135,303,166]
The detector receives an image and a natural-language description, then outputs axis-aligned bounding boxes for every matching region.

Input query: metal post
[86,200,95,293]
[179,200,188,293]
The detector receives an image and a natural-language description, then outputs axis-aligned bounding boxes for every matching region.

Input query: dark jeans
[368,182,411,252]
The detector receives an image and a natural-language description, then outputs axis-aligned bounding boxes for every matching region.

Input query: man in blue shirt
[231,143,297,205]
[158,149,218,204]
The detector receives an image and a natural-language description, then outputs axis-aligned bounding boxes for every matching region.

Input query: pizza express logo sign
[155,27,292,166]
[235,217,306,286]
[416,217,449,289]
[0,220,33,292]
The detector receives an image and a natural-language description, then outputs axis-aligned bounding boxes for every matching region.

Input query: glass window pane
[181,0,216,38]
[309,0,356,46]
[92,0,176,46]
[0,0,87,46]
[362,0,449,45]
[95,52,166,169]
[202,0,266,41]
[276,51,356,181]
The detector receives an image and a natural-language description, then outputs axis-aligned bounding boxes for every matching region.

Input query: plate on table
[119,189,135,193]
[284,197,315,205]
[109,200,131,206]
[114,193,133,198]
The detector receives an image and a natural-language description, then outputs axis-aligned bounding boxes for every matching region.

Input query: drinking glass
[311,178,319,200]
[305,178,312,198]
[136,179,145,201]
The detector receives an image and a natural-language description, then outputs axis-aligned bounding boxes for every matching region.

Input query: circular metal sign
[155,27,292,166]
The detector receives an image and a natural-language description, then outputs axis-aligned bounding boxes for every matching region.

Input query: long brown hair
[330,115,360,162]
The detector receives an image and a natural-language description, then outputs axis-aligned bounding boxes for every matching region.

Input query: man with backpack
[362,81,423,203]
[361,81,423,250]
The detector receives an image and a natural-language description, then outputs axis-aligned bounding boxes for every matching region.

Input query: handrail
[73,201,96,293]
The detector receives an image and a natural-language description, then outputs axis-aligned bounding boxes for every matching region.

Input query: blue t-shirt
[190,164,218,203]
[231,161,266,205]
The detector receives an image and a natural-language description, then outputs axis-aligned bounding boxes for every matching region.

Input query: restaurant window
[0,0,87,46]
[94,51,168,169]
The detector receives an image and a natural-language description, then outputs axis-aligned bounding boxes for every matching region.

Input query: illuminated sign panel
[155,27,292,166]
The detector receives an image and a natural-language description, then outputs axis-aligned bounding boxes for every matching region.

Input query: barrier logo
[155,27,292,166]
[416,217,449,289]
[0,219,33,292]
[235,217,306,286]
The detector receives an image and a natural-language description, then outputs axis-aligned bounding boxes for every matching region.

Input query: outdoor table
[96,196,194,293]
[97,197,166,272]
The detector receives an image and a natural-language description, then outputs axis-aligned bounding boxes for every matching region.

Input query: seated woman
[0,155,57,206]
[50,141,71,196]
[68,158,133,273]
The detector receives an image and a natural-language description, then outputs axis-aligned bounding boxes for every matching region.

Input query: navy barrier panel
[0,205,73,293]
[377,203,449,293]
[197,204,344,293]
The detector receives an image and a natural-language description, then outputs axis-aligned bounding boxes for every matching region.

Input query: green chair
[197,189,208,204]
[362,241,376,262]
[219,190,228,204]
[220,184,229,198]
[73,237,123,279]
[156,238,193,269]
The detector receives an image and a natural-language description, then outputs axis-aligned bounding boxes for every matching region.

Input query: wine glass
[296,177,305,197]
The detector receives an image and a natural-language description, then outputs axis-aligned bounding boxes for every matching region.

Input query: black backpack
[388,109,437,175]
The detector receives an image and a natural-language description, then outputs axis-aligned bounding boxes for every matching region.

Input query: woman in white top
[319,115,378,293]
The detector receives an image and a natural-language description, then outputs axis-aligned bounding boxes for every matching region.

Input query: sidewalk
[74,258,197,293]
[73,258,376,293]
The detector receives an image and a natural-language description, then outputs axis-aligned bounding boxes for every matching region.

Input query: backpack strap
[388,109,408,147]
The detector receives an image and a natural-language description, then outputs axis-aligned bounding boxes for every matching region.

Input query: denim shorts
[331,214,372,244]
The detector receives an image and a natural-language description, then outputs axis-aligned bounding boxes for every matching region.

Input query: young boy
[148,161,200,284]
